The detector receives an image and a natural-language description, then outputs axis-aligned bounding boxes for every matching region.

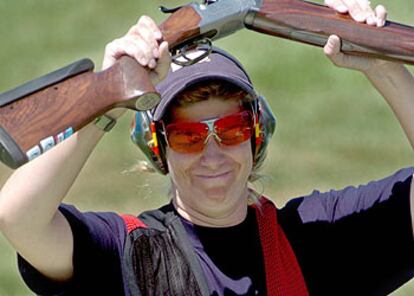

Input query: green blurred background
[0,0,413,294]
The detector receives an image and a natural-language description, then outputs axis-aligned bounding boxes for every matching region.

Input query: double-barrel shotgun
[1,0,414,169]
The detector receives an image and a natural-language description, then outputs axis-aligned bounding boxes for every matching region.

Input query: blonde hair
[173,79,253,106]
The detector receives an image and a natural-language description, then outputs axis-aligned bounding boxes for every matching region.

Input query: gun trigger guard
[159,5,183,14]
[171,38,213,67]
[203,0,219,4]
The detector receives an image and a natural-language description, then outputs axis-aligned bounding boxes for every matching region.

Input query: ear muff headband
[253,96,276,171]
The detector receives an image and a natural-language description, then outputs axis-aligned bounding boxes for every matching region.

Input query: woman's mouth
[196,171,231,179]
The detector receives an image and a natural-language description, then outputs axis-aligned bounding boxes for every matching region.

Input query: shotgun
[1,0,414,169]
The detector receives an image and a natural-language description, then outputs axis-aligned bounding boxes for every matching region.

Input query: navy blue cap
[153,48,257,121]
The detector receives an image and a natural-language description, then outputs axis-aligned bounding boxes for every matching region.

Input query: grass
[0,0,414,294]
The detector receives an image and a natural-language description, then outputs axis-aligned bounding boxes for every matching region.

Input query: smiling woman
[166,91,256,227]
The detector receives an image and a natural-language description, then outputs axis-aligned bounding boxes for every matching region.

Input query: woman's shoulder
[278,166,414,225]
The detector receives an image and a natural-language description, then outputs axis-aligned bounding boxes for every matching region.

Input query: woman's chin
[199,187,229,204]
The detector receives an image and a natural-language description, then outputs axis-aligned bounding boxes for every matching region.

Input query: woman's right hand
[103,15,170,83]
[102,16,171,119]
[0,15,172,284]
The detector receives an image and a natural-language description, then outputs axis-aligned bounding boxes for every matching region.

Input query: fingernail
[377,19,385,27]
[354,14,366,23]
[367,16,375,25]
[149,59,157,69]
[153,48,159,58]
[155,31,162,39]
[139,57,147,66]
[337,5,348,13]
[162,41,169,49]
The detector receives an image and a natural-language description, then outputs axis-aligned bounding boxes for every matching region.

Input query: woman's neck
[172,193,249,227]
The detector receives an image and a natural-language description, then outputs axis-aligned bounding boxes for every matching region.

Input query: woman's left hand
[323,0,392,73]
[324,1,414,154]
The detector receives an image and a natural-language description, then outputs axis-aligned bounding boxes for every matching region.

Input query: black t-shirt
[279,167,414,295]
[18,167,414,295]
[180,207,266,295]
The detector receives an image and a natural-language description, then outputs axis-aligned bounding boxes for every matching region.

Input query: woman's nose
[199,136,226,167]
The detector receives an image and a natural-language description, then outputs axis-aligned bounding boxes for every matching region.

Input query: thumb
[150,41,171,85]
[324,35,372,71]
[324,35,346,66]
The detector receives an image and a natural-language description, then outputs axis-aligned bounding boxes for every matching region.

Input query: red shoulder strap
[253,196,309,296]
[120,214,147,234]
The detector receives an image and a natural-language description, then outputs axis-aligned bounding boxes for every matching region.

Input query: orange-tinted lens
[165,111,253,153]
[215,111,253,146]
[166,122,208,153]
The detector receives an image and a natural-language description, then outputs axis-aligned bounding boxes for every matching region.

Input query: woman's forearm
[0,123,105,281]
[365,64,414,149]
[0,123,104,225]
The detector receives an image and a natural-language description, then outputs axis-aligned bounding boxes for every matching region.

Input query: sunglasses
[164,110,255,153]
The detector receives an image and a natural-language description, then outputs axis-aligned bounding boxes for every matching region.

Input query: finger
[149,41,171,84]
[120,36,152,66]
[154,41,171,81]
[122,33,158,67]
[357,0,377,26]
[324,35,372,71]
[129,15,162,41]
[127,23,140,37]
[357,0,375,14]
[136,21,161,63]
[102,39,125,70]
[102,55,117,70]
[134,32,157,67]
[103,38,147,70]
[375,5,387,27]
[324,35,352,67]
[132,36,155,67]
[142,16,163,41]
[324,35,342,57]
[128,17,162,67]
[342,0,371,22]
[325,0,348,14]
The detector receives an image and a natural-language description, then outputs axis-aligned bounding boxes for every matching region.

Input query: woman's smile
[195,171,231,179]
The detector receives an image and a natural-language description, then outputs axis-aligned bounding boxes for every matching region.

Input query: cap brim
[153,73,255,121]
[152,49,257,121]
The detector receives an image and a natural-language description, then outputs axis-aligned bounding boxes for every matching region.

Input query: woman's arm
[0,15,169,282]
[364,62,414,148]
[323,0,414,146]
[323,0,414,235]
[0,124,105,281]
[362,65,414,235]
[324,38,414,149]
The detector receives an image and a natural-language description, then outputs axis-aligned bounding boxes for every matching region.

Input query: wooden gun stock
[246,0,414,64]
[0,6,201,169]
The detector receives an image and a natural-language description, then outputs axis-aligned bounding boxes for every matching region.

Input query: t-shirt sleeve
[279,167,414,296]
[17,204,127,295]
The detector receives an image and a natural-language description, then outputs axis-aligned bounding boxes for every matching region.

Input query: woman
[1,0,414,295]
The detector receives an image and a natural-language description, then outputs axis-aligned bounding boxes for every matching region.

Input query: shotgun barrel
[244,0,414,64]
